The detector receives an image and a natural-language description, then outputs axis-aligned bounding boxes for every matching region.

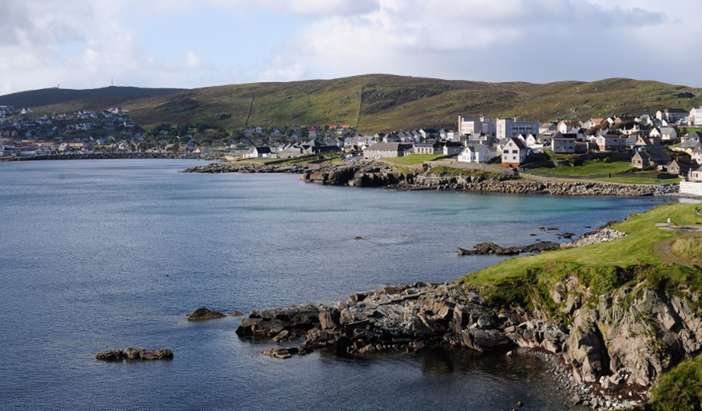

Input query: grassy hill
[3,74,702,132]
[0,86,183,111]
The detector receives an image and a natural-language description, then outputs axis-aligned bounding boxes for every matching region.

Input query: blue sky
[1,0,701,94]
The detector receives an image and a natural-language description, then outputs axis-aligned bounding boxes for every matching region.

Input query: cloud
[1,0,701,94]
[258,0,675,83]
[186,51,201,69]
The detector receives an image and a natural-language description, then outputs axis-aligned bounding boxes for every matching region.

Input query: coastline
[0,152,207,161]
[233,206,702,410]
[185,160,680,197]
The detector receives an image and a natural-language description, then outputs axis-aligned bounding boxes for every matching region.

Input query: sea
[0,159,666,410]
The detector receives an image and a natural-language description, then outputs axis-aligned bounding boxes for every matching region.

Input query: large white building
[496,118,539,140]
[690,107,702,126]
[457,115,495,136]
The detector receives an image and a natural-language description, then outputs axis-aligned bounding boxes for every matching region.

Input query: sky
[1,0,701,94]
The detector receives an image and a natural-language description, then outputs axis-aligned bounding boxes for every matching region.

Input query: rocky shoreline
[235,275,700,410]
[186,160,678,197]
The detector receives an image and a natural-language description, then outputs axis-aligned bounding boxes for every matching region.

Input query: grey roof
[367,142,412,151]
[508,137,527,149]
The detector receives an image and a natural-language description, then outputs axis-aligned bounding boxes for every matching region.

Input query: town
[4,103,702,196]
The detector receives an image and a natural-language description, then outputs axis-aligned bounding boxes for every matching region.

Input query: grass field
[461,203,702,306]
[526,159,680,185]
[383,154,444,166]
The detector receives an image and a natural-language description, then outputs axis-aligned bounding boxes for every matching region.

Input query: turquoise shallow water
[0,159,664,410]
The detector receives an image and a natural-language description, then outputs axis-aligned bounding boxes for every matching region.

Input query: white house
[501,138,529,167]
[680,166,702,196]
[690,107,702,126]
[457,144,496,164]
[244,146,273,159]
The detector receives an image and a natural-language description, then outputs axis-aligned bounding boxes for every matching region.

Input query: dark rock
[457,241,560,256]
[96,347,173,362]
[186,307,226,321]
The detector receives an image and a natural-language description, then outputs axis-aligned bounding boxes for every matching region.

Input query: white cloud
[186,51,201,69]
[1,0,702,94]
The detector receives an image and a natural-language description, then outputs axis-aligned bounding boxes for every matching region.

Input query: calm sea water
[0,160,665,410]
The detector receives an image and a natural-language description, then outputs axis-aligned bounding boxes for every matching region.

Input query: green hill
[0,86,183,111]
[3,74,701,132]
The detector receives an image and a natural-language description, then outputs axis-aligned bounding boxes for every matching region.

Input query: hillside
[3,75,702,132]
[0,86,183,111]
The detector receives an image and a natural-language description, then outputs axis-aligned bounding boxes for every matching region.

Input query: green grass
[383,154,443,166]
[461,204,702,307]
[650,354,702,411]
[8,75,702,133]
[528,159,680,185]
[428,165,516,180]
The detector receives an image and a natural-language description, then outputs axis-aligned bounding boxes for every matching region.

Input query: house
[312,145,340,155]
[691,146,702,165]
[442,141,464,156]
[656,108,689,124]
[666,156,693,176]
[458,144,497,164]
[457,115,494,136]
[635,136,662,147]
[688,167,702,182]
[496,118,539,140]
[244,146,272,159]
[413,141,442,155]
[680,132,702,151]
[690,107,702,126]
[551,132,577,153]
[501,137,529,167]
[363,142,413,159]
[556,120,578,134]
[660,127,678,142]
[595,134,628,152]
[680,166,702,196]
[631,146,670,169]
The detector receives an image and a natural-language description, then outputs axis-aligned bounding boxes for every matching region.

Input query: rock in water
[186,307,226,321]
[96,347,173,362]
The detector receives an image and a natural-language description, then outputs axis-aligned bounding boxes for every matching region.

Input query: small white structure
[501,138,528,167]
[457,144,496,164]
[690,107,702,126]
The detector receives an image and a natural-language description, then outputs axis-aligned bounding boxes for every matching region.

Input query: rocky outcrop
[186,307,226,321]
[185,161,311,174]
[561,228,626,249]
[236,279,701,409]
[457,241,560,256]
[96,347,174,362]
[403,174,678,196]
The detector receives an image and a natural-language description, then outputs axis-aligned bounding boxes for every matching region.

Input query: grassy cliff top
[461,203,702,306]
[2,74,701,132]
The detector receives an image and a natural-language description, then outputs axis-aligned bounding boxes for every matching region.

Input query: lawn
[383,154,444,166]
[461,203,702,306]
[526,159,680,185]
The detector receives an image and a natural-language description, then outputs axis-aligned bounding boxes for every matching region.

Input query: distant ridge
[0,86,183,109]
[1,74,700,132]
